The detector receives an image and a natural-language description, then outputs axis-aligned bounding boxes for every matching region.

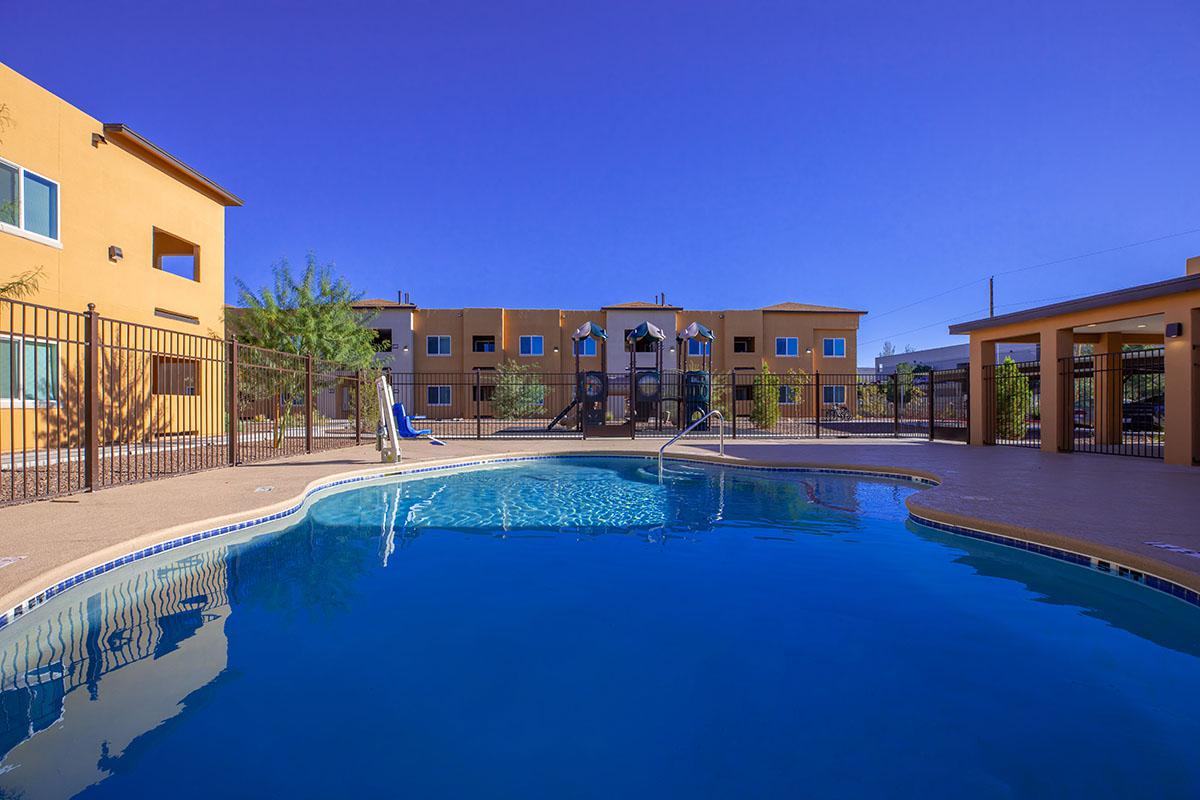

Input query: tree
[0,267,43,299]
[879,341,896,358]
[750,361,782,429]
[994,356,1032,440]
[227,254,378,448]
[491,359,547,419]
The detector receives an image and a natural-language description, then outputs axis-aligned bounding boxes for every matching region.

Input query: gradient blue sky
[7,1,1200,364]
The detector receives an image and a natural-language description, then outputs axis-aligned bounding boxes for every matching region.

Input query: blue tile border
[1,452,1191,627]
[907,512,1200,609]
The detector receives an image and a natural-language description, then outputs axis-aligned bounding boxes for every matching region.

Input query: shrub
[750,362,781,429]
[994,356,1031,440]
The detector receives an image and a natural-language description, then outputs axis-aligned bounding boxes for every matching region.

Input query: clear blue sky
[7,1,1200,364]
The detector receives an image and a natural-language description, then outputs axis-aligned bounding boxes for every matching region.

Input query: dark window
[472,385,497,402]
[733,336,755,354]
[624,329,656,353]
[734,385,753,401]
[472,335,496,353]
[372,329,393,352]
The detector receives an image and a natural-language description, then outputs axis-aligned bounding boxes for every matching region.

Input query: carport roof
[948,273,1200,335]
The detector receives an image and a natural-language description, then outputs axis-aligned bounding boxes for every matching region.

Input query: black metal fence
[387,368,970,442]
[1061,347,1164,459]
[983,358,1041,448]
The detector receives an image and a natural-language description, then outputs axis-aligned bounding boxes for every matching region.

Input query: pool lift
[376,376,402,463]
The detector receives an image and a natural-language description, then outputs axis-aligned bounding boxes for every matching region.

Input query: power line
[862,225,1200,326]
[859,292,1083,347]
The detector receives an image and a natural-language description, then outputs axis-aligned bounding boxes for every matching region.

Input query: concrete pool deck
[0,438,1198,616]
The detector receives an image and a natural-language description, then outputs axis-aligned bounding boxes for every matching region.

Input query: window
[624,329,656,353]
[775,337,799,357]
[519,335,544,356]
[778,385,799,404]
[0,158,60,244]
[687,339,709,356]
[426,335,451,356]
[823,337,846,358]
[734,384,753,402]
[152,356,200,396]
[472,384,496,402]
[0,337,58,404]
[153,229,200,281]
[573,338,597,357]
[372,329,393,352]
[427,385,451,405]
[733,336,755,354]
[472,335,496,353]
[823,385,846,404]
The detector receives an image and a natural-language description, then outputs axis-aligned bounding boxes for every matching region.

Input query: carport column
[1163,301,1199,465]
[967,335,994,446]
[1093,333,1123,446]
[1039,326,1074,453]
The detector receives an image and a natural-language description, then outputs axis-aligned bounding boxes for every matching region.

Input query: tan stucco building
[950,257,1200,466]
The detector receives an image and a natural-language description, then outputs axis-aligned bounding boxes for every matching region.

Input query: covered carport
[949,261,1200,466]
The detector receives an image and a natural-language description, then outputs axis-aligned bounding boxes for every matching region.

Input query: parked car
[1123,394,1164,431]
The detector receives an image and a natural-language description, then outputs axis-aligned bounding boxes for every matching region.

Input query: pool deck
[0,438,1197,616]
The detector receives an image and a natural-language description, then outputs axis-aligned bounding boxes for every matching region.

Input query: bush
[750,362,781,429]
[492,360,547,419]
[994,356,1032,440]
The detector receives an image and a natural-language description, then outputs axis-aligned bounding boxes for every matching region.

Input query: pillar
[1163,302,1199,466]
[1039,326,1074,453]
[968,335,994,446]
[1093,333,1123,446]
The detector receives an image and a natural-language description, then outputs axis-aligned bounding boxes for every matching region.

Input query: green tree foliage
[491,359,547,419]
[0,267,43,299]
[227,254,377,447]
[994,356,1032,440]
[750,361,781,429]
[858,381,888,418]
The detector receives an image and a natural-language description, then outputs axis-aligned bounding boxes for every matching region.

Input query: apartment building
[359,296,864,377]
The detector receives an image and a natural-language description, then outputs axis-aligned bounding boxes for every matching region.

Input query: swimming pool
[0,455,1197,798]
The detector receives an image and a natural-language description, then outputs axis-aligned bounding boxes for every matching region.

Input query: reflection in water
[0,458,1194,798]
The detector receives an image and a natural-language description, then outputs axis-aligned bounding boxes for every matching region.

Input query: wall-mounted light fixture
[1166,322,1184,338]
[1136,323,1148,329]
[402,344,410,352]
[553,346,560,353]
[108,246,123,262]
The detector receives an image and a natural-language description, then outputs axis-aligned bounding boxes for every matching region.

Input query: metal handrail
[658,409,724,479]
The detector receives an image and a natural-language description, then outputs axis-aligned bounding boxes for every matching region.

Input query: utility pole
[989,276,994,317]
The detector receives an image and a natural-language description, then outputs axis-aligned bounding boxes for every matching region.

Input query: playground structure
[676,321,716,431]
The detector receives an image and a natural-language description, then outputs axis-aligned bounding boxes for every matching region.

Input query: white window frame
[519,335,544,357]
[573,338,597,357]
[823,337,846,358]
[426,335,451,356]
[822,384,846,405]
[775,337,799,357]
[426,385,451,406]
[0,157,63,249]
[0,335,60,407]
[778,384,799,405]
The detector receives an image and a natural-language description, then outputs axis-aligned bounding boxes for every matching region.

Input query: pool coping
[2,449,1197,628]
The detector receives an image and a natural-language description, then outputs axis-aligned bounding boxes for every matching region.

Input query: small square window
[472,335,496,353]
[687,339,709,356]
[775,337,799,357]
[573,338,597,357]
[153,229,199,281]
[427,385,451,405]
[733,336,755,354]
[823,385,846,404]
[372,329,393,352]
[734,384,753,401]
[22,172,58,240]
[519,335,544,356]
[426,335,451,356]
[823,338,846,358]
[153,355,200,396]
[778,385,799,404]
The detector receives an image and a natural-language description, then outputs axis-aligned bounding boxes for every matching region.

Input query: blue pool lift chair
[392,403,446,445]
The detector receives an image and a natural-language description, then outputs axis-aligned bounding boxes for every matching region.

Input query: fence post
[928,372,936,441]
[730,371,737,439]
[304,354,313,453]
[892,373,900,438]
[814,371,821,439]
[228,337,239,465]
[84,304,100,491]
[354,370,362,446]
[475,370,482,439]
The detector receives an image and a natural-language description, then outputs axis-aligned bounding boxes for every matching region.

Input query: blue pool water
[0,456,1198,799]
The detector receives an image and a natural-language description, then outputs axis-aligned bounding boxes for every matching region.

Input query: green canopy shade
[625,321,667,344]
[679,321,715,342]
[572,320,608,341]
